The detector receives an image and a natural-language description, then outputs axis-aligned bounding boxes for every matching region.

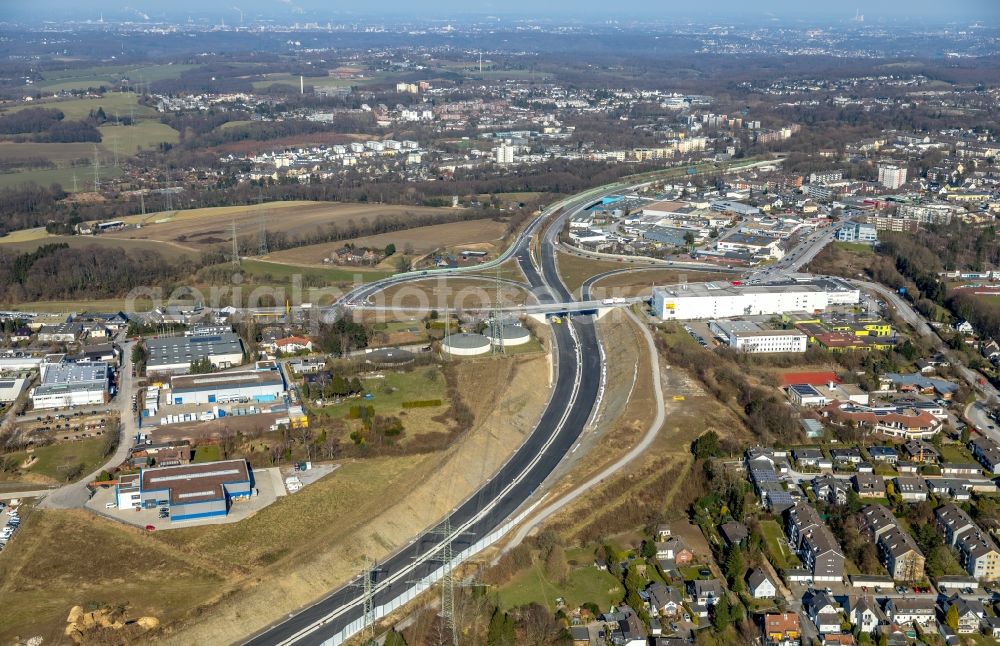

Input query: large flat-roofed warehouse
[146,332,244,375]
[31,361,109,409]
[652,279,859,320]
[135,459,253,521]
[168,368,285,405]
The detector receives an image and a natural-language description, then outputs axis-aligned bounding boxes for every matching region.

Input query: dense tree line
[0,107,64,134]
[0,106,102,142]
[0,244,190,303]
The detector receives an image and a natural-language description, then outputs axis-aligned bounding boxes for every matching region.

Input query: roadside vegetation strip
[502,306,666,552]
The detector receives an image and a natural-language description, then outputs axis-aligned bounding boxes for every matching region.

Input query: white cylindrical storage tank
[487,323,531,347]
[441,333,491,356]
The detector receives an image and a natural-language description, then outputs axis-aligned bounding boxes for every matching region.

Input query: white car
[105,502,118,510]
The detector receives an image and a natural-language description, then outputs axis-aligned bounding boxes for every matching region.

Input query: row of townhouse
[970,435,1000,474]
[935,503,1000,581]
[859,504,926,581]
[785,500,845,582]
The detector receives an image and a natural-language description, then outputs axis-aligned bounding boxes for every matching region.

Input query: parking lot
[0,502,22,552]
[84,466,285,530]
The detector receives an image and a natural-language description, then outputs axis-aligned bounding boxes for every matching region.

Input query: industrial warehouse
[167,366,286,405]
[145,332,245,375]
[30,361,109,410]
[651,278,860,320]
[115,459,253,521]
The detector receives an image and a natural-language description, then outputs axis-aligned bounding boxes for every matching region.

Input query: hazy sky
[3,0,998,21]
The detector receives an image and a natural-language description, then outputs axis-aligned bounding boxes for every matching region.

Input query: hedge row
[401,399,444,408]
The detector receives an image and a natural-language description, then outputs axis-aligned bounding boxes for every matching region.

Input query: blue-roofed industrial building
[122,459,253,521]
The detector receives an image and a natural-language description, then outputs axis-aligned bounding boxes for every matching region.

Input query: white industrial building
[31,361,109,410]
[730,329,807,353]
[167,368,285,405]
[652,279,859,320]
[146,333,244,375]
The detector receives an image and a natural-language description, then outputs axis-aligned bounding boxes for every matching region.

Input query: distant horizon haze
[2,0,998,23]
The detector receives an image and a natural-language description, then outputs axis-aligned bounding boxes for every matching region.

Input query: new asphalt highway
[244,194,605,645]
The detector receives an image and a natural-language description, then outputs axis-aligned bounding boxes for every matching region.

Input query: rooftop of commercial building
[170,369,283,393]
[146,333,244,367]
[140,459,251,505]
[40,361,107,385]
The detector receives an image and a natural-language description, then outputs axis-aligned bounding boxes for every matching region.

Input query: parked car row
[0,504,21,551]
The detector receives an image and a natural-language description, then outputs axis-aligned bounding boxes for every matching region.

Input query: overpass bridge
[240,296,648,323]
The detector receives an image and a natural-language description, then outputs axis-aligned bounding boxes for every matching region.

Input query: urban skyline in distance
[4,0,999,23]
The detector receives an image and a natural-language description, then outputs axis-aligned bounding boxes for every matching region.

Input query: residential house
[852,472,885,498]
[656,537,694,565]
[848,596,882,633]
[983,616,1000,638]
[831,447,863,464]
[647,583,683,618]
[690,579,723,608]
[746,447,792,474]
[812,475,849,505]
[793,448,827,469]
[719,521,749,548]
[892,476,928,502]
[747,567,777,599]
[807,590,842,634]
[868,447,898,464]
[884,597,935,626]
[943,596,985,634]
[902,439,940,463]
[763,612,801,646]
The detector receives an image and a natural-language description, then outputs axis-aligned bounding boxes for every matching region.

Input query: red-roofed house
[780,371,841,388]
[821,402,942,439]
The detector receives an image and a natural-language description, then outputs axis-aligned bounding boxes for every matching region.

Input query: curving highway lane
[243,193,605,646]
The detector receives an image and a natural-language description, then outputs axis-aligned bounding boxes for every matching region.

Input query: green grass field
[2,439,107,483]
[98,122,180,155]
[834,242,875,255]
[309,369,447,419]
[760,519,800,570]
[0,92,153,120]
[34,63,195,91]
[191,444,222,464]
[939,443,977,463]
[497,561,622,611]
[0,164,122,191]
